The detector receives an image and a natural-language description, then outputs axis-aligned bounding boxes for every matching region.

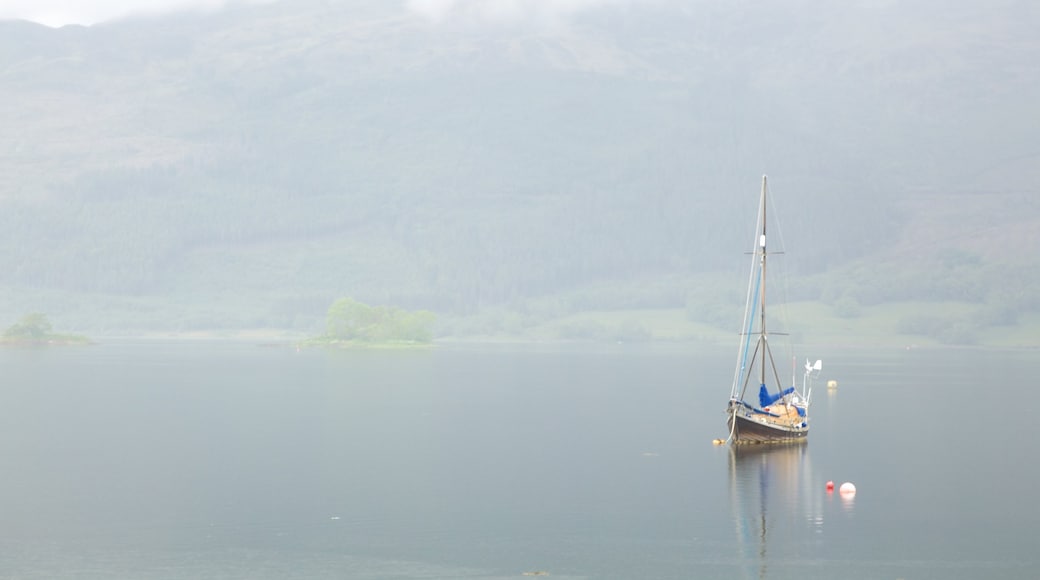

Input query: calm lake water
[0,340,1036,579]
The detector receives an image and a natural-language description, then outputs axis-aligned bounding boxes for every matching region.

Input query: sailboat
[725,176,821,444]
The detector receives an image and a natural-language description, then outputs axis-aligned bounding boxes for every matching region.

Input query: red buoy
[826,480,834,492]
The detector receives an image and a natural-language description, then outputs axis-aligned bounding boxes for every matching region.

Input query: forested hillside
[1,0,1038,342]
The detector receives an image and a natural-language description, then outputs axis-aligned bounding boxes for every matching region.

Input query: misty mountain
[1,0,1037,335]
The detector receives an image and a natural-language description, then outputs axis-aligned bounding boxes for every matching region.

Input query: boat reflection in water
[727,443,824,578]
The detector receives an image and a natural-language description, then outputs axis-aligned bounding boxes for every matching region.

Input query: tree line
[320,297,435,344]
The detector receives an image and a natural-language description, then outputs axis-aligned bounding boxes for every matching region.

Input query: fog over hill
[1,0,1037,337]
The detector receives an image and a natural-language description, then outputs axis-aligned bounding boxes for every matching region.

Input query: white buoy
[839,482,856,495]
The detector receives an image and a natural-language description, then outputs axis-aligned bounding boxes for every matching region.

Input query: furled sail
[758,384,795,408]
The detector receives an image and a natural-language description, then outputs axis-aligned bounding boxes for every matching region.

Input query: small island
[300,297,435,348]
[1,313,91,346]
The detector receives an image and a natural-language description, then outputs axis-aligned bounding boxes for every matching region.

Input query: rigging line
[732,186,767,398]
[736,266,762,398]
[740,340,762,401]
[731,273,755,398]
[766,340,786,397]
[732,241,761,397]
[766,179,787,265]
[765,178,796,365]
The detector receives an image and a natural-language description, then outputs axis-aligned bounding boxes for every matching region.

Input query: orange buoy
[839,482,856,496]
[826,480,834,492]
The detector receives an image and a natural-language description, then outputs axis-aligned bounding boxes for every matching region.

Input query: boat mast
[759,175,768,388]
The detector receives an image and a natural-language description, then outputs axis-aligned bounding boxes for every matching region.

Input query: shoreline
[52,332,1040,351]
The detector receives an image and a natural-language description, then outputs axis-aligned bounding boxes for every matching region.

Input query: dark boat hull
[727,405,808,444]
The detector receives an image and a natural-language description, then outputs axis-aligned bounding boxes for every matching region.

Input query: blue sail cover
[759,384,795,407]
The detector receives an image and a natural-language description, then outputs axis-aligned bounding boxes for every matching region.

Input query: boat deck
[759,405,803,427]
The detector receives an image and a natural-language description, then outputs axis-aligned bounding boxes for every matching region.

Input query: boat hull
[727,405,808,444]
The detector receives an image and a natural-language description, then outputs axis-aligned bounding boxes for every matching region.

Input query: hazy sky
[405,0,643,25]
[0,0,643,27]
[0,0,274,27]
